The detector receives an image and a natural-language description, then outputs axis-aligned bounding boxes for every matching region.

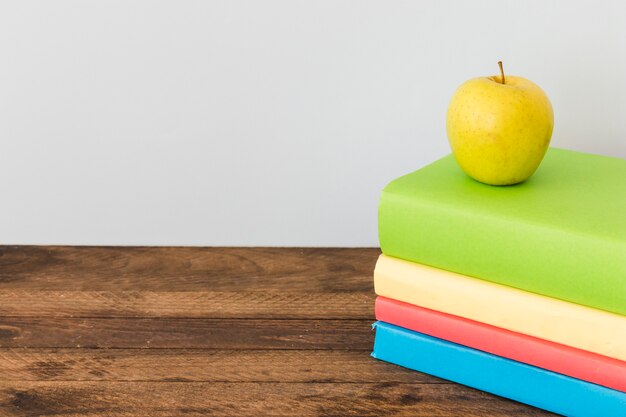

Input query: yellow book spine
[374,255,626,361]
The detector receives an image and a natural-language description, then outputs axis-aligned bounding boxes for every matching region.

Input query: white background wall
[1,1,624,246]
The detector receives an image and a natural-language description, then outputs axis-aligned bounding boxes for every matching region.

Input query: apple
[446,62,554,185]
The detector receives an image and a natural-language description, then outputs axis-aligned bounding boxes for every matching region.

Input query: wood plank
[0,246,551,416]
[0,382,554,417]
[0,291,374,319]
[0,349,441,383]
[0,318,372,349]
[0,246,378,292]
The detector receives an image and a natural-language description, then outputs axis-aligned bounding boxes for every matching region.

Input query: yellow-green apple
[446,62,554,185]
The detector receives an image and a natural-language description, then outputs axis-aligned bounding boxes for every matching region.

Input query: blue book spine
[372,321,626,417]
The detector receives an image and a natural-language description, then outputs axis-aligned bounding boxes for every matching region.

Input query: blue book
[372,321,626,416]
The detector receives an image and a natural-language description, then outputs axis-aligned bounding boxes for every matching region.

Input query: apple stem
[498,61,505,84]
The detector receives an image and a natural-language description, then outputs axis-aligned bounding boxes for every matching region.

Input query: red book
[376,296,626,393]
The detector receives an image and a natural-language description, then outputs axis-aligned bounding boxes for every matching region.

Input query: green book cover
[378,148,626,315]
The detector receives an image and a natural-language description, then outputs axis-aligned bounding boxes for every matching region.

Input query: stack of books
[371,148,626,416]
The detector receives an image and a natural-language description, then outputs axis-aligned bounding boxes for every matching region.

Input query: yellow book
[374,255,626,361]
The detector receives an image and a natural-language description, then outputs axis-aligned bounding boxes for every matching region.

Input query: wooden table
[0,246,553,416]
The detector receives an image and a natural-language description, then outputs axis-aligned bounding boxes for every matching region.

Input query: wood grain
[0,290,374,319]
[0,246,377,292]
[0,246,553,416]
[0,382,552,417]
[0,318,372,349]
[0,349,440,383]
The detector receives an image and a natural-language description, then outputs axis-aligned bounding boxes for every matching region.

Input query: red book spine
[376,296,626,393]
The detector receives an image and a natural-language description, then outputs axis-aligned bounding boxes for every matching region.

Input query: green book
[379,148,626,316]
